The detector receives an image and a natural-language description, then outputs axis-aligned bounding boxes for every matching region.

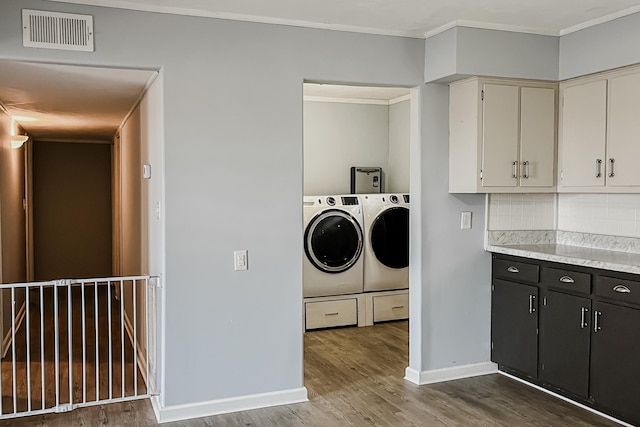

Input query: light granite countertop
[487,243,640,275]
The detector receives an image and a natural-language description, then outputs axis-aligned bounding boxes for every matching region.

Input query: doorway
[301,82,413,393]
[0,60,163,420]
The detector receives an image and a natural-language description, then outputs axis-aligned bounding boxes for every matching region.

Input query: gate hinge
[481,90,484,101]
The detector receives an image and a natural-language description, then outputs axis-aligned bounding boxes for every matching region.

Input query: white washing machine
[303,195,364,298]
[362,193,409,292]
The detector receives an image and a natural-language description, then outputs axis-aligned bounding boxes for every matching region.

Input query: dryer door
[370,206,409,269]
[305,209,363,273]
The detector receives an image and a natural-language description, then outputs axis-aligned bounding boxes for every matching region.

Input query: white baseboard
[499,371,633,427]
[404,362,498,385]
[154,387,308,423]
[2,301,27,358]
[123,310,148,384]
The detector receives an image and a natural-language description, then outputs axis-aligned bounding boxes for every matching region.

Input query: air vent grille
[22,9,94,52]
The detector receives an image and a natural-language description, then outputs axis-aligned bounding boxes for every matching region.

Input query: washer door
[370,206,409,269]
[305,209,363,273]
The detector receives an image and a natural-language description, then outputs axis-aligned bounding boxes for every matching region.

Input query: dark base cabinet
[539,290,591,398]
[492,254,640,426]
[492,279,538,379]
[590,301,640,425]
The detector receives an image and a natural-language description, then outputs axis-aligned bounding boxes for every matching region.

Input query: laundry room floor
[1,321,618,426]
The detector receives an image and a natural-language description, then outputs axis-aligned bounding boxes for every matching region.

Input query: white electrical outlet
[461,211,472,229]
[234,250,248,271]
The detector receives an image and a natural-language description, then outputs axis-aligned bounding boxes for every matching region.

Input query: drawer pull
[391,305,405,309]
[559,276,575,283]
[613,285,631,294]
[325,312,339,316]
[507,266,520,273]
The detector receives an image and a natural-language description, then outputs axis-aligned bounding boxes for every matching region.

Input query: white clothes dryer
[362,194,409,292]
[303,195,365,298]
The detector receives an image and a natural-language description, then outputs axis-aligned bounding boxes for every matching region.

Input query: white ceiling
[304,84,410,102]
[49,0,640,38]
[0,61,156,141]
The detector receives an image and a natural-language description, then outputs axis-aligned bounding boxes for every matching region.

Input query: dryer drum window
[371,206,409,269]
[305,210,364,273]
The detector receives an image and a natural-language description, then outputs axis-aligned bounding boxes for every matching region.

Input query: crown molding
[559,4,640,36]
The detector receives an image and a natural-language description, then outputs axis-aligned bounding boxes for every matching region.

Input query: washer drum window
[305,209,364,273]
[370,206,409,269]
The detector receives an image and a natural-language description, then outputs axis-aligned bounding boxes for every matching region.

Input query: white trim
[153,387,308,423]
[123,309,148,384]
[498,371,634,427]
[1,300,27,358]
[423,20,459,39]
[304,93,411,106]
[120,71,160,130]
[47,0,424,39]
[404,362,498,385]
[424,19,557,39]
[303,95,390,106]
[560,4,640,36]
[389,94,411,105]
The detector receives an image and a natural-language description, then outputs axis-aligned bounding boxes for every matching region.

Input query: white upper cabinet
[449,77,557,193]
[558,80,607,187]
[607,72,640,187]
[559,66,640,192]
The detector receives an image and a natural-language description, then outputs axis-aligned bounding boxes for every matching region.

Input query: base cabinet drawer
[305,299,357,330]
[373,294,409,322]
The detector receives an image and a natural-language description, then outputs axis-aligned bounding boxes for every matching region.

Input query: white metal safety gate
[0,276,159,420]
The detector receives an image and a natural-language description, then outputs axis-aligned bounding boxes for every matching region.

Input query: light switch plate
[461,211,472,229]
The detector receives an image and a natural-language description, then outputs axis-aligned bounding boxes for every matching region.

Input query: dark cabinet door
[590,301,640,425]
[539,291,591,397]
[491,279,538,378]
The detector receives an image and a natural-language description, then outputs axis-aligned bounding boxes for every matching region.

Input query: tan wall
[0,110,27,349]
[32,141,112,281]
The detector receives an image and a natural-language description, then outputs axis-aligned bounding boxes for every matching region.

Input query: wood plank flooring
[1,321,620,426]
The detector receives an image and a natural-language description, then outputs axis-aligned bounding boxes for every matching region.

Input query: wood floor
[0,321,620,426]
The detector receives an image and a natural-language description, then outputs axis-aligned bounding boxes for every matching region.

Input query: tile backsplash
[487,193,556,230]
[557,194,640,238]
[488,193,640,238]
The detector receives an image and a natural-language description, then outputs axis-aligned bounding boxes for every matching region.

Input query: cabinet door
[539,291,591,397]
[492,279,538,378]
[559,80,607,187]
[607,72,640,187]
[520,87,555,187]
[590,302,640,425]
[482,84,519,187]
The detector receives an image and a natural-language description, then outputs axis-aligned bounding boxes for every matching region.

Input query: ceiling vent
[22,9,94,52]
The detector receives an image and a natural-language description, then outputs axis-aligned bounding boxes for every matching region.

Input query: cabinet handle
[613,285,631,294]
[391,305,405,309]
[325,312,339,316]
[608,158,615,178]
[594,310,602,333]
[512,161,518,179]
[580,307,589,329]
[507,266,520,273]
[529,295,536,314]
[559,275,575,283]
[521,161,529,179]
[596,159,602,178]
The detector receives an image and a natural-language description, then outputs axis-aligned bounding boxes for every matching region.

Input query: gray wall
[387,100,410,193]
[416,84,491,369]
[0,0,429,407]
[560,12,640,79]
[425,27,559,83]
[303,101,389,196]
